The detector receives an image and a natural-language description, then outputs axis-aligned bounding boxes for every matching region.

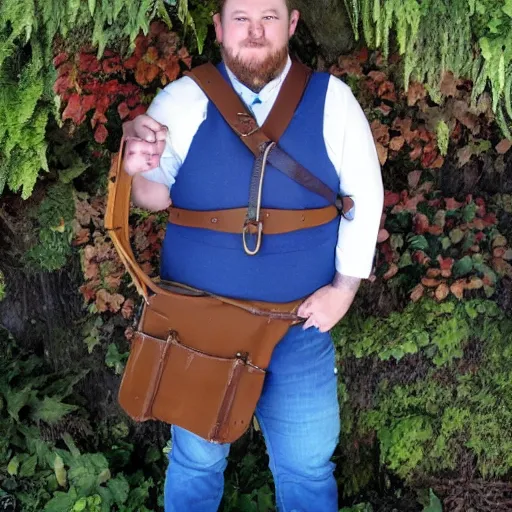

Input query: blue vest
[160,65,340,302]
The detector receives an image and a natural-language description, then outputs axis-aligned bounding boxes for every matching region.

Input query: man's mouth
[244,41,267,48]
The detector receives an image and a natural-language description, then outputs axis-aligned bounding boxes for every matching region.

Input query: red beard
[221,43,288,92]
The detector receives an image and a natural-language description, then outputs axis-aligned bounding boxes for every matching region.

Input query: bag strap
[184,61,341,206]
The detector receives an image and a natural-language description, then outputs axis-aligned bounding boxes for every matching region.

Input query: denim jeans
[164,324,340,512]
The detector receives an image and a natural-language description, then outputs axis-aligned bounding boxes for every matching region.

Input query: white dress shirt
[143,57,383,279]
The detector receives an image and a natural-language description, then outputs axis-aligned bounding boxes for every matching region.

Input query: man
[122,0,383,510]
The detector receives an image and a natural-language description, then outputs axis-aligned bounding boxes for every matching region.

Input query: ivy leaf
[449,228,465,244]
[54,454,67,487]
[19,454,38,477]
[7,456,19,476]
[453,256,473,278]
[6,385,33,421]
[31,396,78,424]
[462,203,477,222]
[107,475,130,504]
[407,234,429,252]
[43,489,77,512]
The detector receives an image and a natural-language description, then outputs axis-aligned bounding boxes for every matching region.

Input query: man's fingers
[302,316,317,330]
[125,138,160,156]
[123,137,163,175]
[297,299,312,318]
[137,117,167,142]
[155,127,168,142]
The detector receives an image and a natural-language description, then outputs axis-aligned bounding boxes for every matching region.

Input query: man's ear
[213,13,223,44]
[288,9,300,38]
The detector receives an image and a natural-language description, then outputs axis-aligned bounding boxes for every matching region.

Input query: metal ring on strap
[242,141,276,256]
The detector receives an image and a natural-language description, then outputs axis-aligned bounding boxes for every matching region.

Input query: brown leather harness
[166,60,353,255]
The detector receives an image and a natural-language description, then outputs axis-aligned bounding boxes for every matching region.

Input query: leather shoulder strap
[184,60,312,153]
[260,60,312,142]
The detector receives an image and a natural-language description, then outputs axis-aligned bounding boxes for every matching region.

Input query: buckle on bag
[242,220,263,255]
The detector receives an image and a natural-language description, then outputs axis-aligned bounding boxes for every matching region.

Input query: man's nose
[249,20,264,39]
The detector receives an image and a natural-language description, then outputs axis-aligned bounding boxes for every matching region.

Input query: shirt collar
[225,55,292,106]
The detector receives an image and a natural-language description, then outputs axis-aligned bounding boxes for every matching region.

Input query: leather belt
[167,205,340,235]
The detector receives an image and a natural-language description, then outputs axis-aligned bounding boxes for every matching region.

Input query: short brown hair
[215,0,295,15]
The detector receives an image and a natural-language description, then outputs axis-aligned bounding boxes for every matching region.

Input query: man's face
[213,0,300,91]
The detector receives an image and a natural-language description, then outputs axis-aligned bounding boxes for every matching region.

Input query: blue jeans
[164,325,340,512]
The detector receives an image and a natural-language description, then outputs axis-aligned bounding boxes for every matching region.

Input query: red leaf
[127,104,147,120]
[135,60,161,86]
[422,277,442,288]
[102,56,122,74]
[427,268,442,278]
[407,82,427,106]
[53,74,74,95]
[62,93,89,125]
[375,104,393,116]
[435,283,450,301]
[368,70,387,84]
[380,242,394,264]
[393,118,418,144]
[466,277,483,290]
[78,52,101,73]
[121,298,135,319]
[371,120,390,145]
[123,54,139,70]
[377,229,390,243]
[94,124,108,144]
[53,52,69,68]
[79,284,97,302]
[437,256,454,277]
[427,225,444,236]
[496,139,512,154]
[117,101,130,120]
[483,213,497,226]
[378,81,397,102]
[409,144,423,161]
[389,136,405,152]
[439,71,458,98]
[410,283,425,302]
[384,191,400,207]
[164,60,181,83]
[450,280,466,300]
[383,263,399,280]
[408,170,422,189]
[376,143,388,166]
[414,213,430,234]
[444,197,464,210]
[413,251,431,266]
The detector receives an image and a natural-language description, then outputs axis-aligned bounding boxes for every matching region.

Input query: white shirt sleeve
[142,76,208,188]
[324,76,384,279]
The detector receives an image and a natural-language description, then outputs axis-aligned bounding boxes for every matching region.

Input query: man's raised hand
[122,115,167,175]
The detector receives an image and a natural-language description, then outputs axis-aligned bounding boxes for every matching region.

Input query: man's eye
[263,16,277,20]
[235,17,248,21]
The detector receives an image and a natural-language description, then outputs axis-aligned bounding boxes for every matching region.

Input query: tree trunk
[294,0,356,63]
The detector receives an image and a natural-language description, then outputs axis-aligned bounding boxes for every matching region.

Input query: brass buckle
[242,221,263,256]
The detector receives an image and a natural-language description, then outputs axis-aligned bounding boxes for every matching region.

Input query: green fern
[0,0,186,200]
[347,0,512,138]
